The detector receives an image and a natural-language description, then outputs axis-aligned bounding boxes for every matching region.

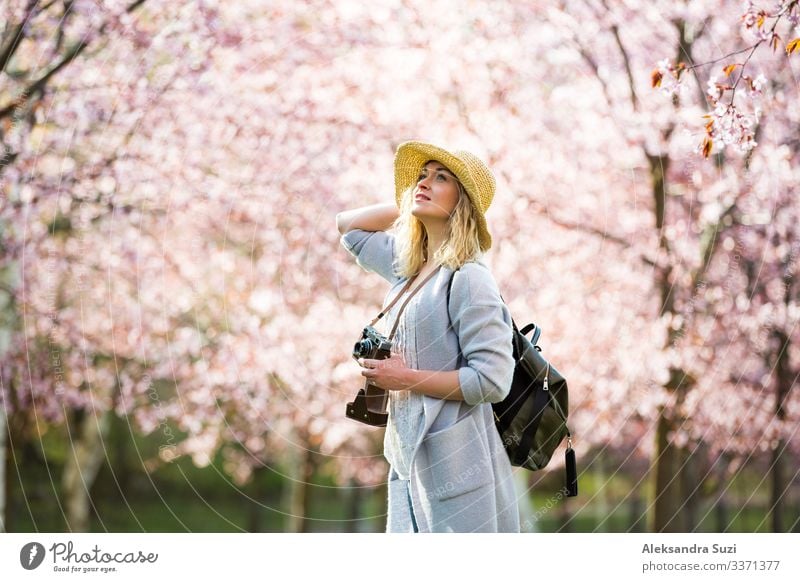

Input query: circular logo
[20,542,46,570]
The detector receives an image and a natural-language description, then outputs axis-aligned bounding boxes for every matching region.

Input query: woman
[336,140,519,533]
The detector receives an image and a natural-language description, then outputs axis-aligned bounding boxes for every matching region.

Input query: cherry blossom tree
[540,0,800,531]
[2,0,158,532]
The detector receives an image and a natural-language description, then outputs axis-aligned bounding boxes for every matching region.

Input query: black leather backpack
[446,269,577,497]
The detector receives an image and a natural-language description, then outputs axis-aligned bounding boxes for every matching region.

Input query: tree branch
[0,0,149,120]
[599,0,639,111]
[501,172,658,269]
[0,0,39,74]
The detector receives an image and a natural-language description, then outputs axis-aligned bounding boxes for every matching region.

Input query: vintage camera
[346,325,393,426]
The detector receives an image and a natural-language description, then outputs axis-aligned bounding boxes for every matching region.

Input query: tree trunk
[647,151,686,533]
[645,147,702,533]
[343,477,360,533]
[245,467,263,533]
[61,405,112,532]
[284,445,315,533]
[715,494,729,531]
[770,439,785,533]
[112,413,131,494]
[595,454,610,532]
[714,452,730,532]
[651,401,689,532]
[0,407,6,533]
[0,255,19,532]
[770,328,791,533]
[681,445,699,531]
[628,493,646,532]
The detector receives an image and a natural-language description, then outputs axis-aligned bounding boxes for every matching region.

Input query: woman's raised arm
[336,203,400,235]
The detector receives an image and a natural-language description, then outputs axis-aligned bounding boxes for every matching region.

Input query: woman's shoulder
[448,260,502,305]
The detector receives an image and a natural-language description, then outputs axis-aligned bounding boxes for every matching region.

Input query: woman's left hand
[357,353,413,392]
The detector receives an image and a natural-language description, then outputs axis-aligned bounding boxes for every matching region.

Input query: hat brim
[393,141,492,251]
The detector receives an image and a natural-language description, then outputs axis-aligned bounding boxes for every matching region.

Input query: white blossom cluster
[653,1,798,156]
[702,73,766,154]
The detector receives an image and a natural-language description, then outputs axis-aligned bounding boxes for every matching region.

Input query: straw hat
[393,140,496,251]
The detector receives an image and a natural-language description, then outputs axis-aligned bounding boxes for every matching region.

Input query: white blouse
[380,281,425,481]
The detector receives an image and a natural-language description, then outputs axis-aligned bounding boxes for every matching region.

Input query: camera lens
[353,339,373,358]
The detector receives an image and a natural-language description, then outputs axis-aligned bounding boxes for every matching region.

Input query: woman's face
[410,161,460,220]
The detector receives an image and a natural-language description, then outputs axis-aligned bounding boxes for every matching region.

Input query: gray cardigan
[340,228,520,533]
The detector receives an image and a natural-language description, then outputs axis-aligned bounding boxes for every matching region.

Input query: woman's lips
[415,194,430,201]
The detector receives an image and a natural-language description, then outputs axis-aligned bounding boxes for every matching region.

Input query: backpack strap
[519,322,542,346]
[499,295,542,348]
[445,267,458,327]
[445,268,462,366]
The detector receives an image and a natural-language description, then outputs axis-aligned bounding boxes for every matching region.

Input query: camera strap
[368,264,442,341]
